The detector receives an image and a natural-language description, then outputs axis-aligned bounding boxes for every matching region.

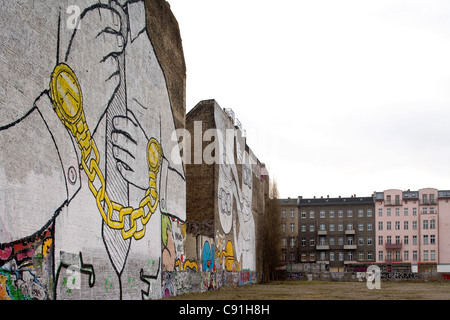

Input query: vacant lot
[165,280,450,300]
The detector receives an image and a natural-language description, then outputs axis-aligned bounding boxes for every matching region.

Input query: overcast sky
[169,0,450,199]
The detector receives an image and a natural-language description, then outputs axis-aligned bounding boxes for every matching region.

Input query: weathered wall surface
[0,0,186,300]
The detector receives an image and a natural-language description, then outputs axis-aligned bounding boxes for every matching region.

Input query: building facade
[297,196,375,272]
[280,198,299,264]
[375,188,450,271]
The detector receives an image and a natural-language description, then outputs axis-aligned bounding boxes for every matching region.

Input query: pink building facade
[375,188,450,271]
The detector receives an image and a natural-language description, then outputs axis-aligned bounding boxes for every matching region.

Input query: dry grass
[165,280,450,300]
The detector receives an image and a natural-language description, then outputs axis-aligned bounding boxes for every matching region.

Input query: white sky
[168,0,450,199]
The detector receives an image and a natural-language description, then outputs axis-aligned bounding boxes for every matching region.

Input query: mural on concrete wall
[0,0,185,300]
[214,109,256,272]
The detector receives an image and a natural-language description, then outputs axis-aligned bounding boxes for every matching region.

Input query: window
[282,252,286,261]
[387,251,392,260]
[310,253,315,261]
[320,223,326,231]
[329,210,335,218]
[423,208,428,214]
[301,238,306,246]
[338,210,343,218]
[339,252,344,261]
[378,236,383,245]
[301,211,306,218]
[309,211,314,218]
[358,209,364,217]
[387,208,391,216]
[329,237,335,245]
[413,235,417,245]
[320,252,326,261]
[395,221,400,230]
[395,236,401,244]
[423,250,429,261]
[430,235,436,245]
[347,237,354,245]
[431,250,436,261]
[348,252,354,261]
[367,209,372,217]
[347,223,353,231]
[430,207,435,214]
[404,250,409,261]
[378,208,383,217]
[367,251,373,260]
[367,222,372,231]
[423,220,428,229]
[320,236,326,245]
[387,195,392,203]
[423,235,429,245]
[347,210,353,217]
[387,222,392,230]
[290,238,296,247]
[330,252,335,261]
[404,235,409,245]
[359,251,366,262]
[395,195,400,205]
[290,252,295,261]
[367,236,372,245]
[309,224,314,232]
[320,210,325,218]
[430,220,436,229]
[395,208,400,216]
[413,208,417,216]
[358,223,364,231]
[282,223,286,232]
[430,194,435,204]
[378,222,383,231]
[338,236,344,245]
[387,236,392,244]
[379,251,383,261]
[310,238,315,246]
[282,238,287,247]
[413,221,417,230]
[281,210,286,218]
[358,237,364,245]
[329,224,335,231]
[423,194,428,204]
[404,208,409,216]
[301,253,307,261]
[290,209,295,218]
[301,224,306,232]
[395,250,401,260]
[404,221,409,230]
[413,250,418,260]
[290,223,295,232]
[338,224,343,231]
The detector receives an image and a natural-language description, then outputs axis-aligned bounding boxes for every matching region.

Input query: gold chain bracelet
[50,63,162,240]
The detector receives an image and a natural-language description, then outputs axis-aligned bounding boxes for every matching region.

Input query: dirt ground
[165,280,450,300]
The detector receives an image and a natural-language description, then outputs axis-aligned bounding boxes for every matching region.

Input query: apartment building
[297,196,375,272]
[280,198,299,264]
[374,188,450,271]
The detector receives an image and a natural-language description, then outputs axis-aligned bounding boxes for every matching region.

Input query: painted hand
[112,112,150,190]
[64,4,125,131]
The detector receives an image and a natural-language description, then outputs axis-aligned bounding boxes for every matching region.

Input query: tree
[259,179,282,283]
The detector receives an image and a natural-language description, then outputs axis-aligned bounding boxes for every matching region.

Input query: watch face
[50,63,83,125]
[147,137,162,173]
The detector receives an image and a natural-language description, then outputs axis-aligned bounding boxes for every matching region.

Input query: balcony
[316,245,329,250]
[385,242,402,249]
[317,230,327,235]
[343,244,357,250]
[385,258,403,264]
[345,229,355,235]
[385,200,402,206]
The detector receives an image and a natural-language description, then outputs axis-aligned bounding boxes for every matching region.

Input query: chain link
[50,63,161,240]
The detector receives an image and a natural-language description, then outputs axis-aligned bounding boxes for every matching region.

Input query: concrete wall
[0,0,186,300]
